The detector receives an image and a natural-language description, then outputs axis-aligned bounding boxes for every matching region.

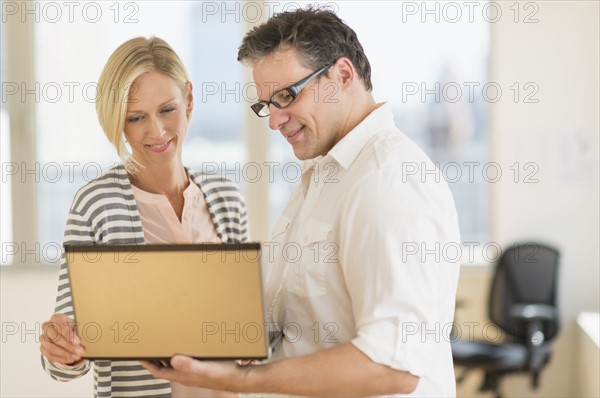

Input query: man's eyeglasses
[250,63,332,117]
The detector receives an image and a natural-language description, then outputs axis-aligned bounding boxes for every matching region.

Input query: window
[20,1,248,264]
[1,19,11,264]
[268,1,490,245]
[3,1,490,265]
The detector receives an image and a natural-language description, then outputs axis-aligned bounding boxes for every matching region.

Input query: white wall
[493,1,599,396]
[455,1,600,397]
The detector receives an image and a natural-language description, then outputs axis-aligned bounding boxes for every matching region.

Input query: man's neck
[334,93,379,145]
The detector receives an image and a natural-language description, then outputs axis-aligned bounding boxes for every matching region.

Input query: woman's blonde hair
[96,36,190,162]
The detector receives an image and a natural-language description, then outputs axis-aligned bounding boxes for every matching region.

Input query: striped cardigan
[42,164,248,397]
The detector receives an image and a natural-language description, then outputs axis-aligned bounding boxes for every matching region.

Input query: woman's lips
[145,138,173,153]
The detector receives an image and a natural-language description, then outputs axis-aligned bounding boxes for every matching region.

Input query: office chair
[451,243,560,398]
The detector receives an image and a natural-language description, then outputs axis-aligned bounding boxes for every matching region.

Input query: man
[143,7,460,397]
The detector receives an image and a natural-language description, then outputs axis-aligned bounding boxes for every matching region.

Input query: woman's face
[123,71,193,169]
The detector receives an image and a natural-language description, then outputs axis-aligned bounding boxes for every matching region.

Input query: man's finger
[139,360,159,371]
[170,355,204,374]
[140,360,181,382]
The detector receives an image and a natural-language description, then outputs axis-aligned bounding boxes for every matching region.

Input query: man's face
[252,49,345,160]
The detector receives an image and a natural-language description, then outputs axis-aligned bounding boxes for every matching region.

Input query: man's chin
[293,149,310,161]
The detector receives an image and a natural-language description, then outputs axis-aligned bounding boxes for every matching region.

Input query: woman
[39,37,246,397]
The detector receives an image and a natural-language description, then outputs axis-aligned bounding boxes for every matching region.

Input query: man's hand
[141,343,418,396]
[40,313,86,366]
[141,356,251,392]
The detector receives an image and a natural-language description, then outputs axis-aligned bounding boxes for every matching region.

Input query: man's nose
[268,105,290,131]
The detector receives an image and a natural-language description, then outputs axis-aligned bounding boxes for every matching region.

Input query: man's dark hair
[237,6,373,91]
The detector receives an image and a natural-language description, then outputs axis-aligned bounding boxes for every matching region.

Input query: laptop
[65,243,278,361]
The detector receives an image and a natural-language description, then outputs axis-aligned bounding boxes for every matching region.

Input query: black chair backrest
[489,243,560,342]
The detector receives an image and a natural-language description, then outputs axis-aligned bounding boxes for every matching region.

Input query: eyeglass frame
[250,63,333,117]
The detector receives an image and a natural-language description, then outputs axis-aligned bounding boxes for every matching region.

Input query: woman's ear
[186,81,194,117]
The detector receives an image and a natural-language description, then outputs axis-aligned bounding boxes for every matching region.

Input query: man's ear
[331,57,356,89]
[186,81,194,117]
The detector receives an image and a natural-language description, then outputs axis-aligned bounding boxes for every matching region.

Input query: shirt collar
[327,102,395,170]
[300,156,323,174]
[131,175,199,204]
[299,103,395,174]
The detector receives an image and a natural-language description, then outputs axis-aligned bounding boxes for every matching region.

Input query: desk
[577,312,600,397]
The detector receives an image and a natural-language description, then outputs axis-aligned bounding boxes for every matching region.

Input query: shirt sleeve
[339,167,460,377]
[41,206,93,381]
[239,193,249,243]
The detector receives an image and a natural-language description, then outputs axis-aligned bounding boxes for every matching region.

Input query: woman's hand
[40,313,85,366]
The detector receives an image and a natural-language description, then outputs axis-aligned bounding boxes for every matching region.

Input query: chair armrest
[509,304,558,323]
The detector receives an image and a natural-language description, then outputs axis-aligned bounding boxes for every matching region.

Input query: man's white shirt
[264,103,461,397]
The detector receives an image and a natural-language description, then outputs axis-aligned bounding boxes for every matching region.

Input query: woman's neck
[128,161,189,198]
